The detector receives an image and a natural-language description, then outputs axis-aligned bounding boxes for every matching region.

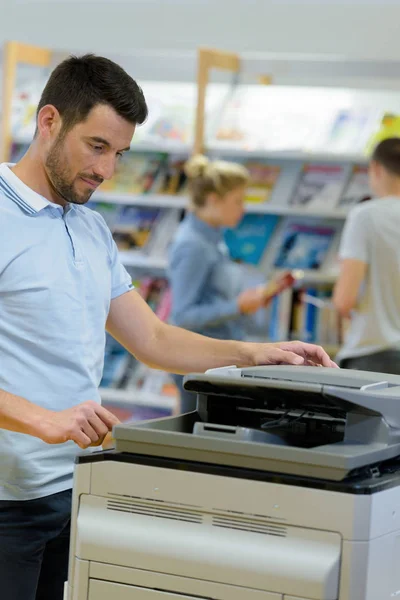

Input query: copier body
[65,366,400,600]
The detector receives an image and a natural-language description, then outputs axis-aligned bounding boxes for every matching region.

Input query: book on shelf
[111,205,165,252]
[210,85,326,152]
[338,165,372,208]
[100,151,167,195]
[244,161,281,203]
[319,108,377,155]
[100,276,178,408]
[87,201,180,258]
[290,164,347,210]
[261,270,303,307]
[133,82,197,147]
[267,286,342,349]
[223,213,280,265]
[153,155,188,196]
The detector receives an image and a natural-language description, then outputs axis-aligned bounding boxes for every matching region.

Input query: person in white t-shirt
[333,137,400,372]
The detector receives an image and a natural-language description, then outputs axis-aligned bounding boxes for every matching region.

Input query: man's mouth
[80,176,102,189]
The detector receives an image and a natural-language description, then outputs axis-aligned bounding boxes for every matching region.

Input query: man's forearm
[138,322,255,375]
[0,387,46,437]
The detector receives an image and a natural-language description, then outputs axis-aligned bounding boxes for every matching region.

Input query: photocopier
[65,366,400,600]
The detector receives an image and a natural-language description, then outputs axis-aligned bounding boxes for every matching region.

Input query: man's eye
[116,152,123,158]
[91,145,103,152]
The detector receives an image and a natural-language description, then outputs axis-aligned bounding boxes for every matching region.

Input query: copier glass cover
[113,366,400,481]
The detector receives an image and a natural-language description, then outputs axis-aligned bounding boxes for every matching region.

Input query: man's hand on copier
[252,340,338,368]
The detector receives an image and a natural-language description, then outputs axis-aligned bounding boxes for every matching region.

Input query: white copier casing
[65,366,400,600]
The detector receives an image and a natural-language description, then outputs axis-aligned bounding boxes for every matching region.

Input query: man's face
[45,104,135,205]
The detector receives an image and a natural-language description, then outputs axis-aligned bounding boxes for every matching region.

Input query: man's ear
[36,104,62,141]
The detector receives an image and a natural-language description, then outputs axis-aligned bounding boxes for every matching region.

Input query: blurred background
[3,0,400,419]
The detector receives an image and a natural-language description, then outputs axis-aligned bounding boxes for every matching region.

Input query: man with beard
[0,54,336,600]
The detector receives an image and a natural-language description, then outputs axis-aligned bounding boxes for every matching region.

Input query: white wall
[3,0,400,61]
[2,0,400,90]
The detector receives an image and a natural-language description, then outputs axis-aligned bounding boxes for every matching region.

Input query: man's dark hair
[36,54,148,133]
[372,137,400,177]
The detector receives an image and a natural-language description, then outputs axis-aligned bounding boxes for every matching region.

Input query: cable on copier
[261,410,308,430]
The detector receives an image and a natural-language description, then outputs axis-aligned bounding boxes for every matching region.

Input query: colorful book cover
[290,164,347,210]
[111,206,162,251]
[273,221,335,270]
[322,109,373,154]
[101,152,166,194]
[244,162,281,203]
[338,165,371,208]
[223,214,280,265]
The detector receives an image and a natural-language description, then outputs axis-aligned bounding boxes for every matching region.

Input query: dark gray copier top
[113,366,400,481]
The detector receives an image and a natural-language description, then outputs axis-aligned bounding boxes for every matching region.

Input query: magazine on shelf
[210,85,327,152]
[132,82,198,147]
[144,209,181,257]
[272,218,337,271]
[224,213,280,265]
[100,151,167,195]
[244,162,281,203]
[154,155,188,195]
[87,202,180,259]
[319,108,377,154]
[338,165,371,208]
[111,205,165,252]
[290,163,347,210]
[100,277,177,406]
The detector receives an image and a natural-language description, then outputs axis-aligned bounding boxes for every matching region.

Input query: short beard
[45,133,94,205]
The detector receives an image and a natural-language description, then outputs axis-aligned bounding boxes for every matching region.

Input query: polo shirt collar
[0,163,73,215]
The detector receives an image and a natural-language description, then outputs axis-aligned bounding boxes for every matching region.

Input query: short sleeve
[339,206,371,263]
[109,237,134,299]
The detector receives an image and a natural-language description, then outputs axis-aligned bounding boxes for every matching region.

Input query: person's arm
[106,290,337,374]
[333,206,370,318]
[169,241,241,330]
[333,258,367,317]
[0,387,119,448]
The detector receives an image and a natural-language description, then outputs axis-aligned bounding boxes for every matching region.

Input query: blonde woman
[168,155,269,411]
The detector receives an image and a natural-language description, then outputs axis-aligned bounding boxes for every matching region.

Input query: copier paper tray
[113,366,400,481]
